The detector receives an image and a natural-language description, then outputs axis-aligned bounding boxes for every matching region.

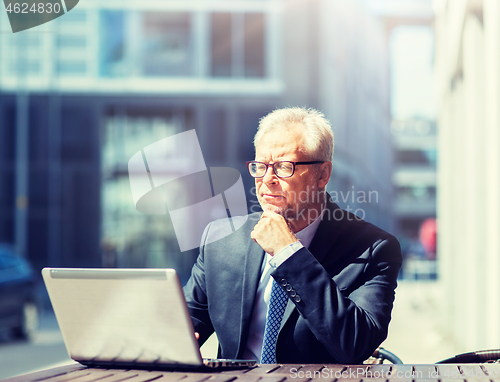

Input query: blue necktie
[260,279,288,364]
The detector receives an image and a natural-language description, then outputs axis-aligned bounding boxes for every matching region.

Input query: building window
[211,12,266,78]
[56,60,87,75]
[9,34,40,48]
[100,10,126,77]
[244,13,265,77]
[101,109,196,279]
[9,60,40,75]
[397,149,437,166]
[142,12,194,77]
[56,35,87,48]
[397,185,436,201]
[211,13,232,77]
[59,9,87,23]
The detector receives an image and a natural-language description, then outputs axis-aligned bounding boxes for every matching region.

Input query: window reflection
[244,13,265,77]
[211,13,232,77]
[100,10,125,77]
[101,111,194,272]
[211,12,265,78]
[142,13,194,77]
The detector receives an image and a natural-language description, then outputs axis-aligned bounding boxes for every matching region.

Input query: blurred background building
[0,0,396,283]
[434,0,500,353]
[9,0,500,373]
[392,118,437,278]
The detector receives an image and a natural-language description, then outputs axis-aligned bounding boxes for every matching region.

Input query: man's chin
[261,203,287,215]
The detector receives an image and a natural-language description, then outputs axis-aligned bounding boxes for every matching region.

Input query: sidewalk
[380,280,461,364]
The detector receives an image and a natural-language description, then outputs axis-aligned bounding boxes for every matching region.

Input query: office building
[0,0,395,281]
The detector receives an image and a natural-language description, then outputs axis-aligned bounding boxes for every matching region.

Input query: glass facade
[142,13,194,77]
[211,13,232,77]
[100,10,126,77]
[101,110,199,277]
[243,13,265,77]
[56,60,87,75]
[1,6,273,88]
[211,12,266,78]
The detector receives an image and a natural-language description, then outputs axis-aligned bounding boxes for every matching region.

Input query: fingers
[195,332,200,340]
[251,210,297,256]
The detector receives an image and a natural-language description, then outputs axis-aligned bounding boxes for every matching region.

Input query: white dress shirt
[241,209,325,360]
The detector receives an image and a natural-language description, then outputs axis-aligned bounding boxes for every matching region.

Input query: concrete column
[194,11,209,79]
[483,0,500,347]
[435,4,455,333]
[462,13,485,350]
[449,78,466,349]
[437,94,455,333]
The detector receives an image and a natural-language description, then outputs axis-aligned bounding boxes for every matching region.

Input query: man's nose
[262,165,278,184]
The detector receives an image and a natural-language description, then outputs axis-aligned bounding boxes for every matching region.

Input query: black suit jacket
[183,197,402,364]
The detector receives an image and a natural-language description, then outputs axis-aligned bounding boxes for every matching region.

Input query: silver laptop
[42,267,256,370]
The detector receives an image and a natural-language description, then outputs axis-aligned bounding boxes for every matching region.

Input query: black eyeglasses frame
[245,160,325,179]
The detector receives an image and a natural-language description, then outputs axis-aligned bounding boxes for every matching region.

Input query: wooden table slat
[389,365,413,374]
[34,369,101,382]
[121,371,177,382]
[238,365,281,375]
[60,370,118,382]
[366,365,392,374]
[286,365,334,381]
[1,365,85,382]
[386,378,412,382]
[363,364,392,379]
[458,365,489,379]
[413,365,438,379]
[79,371,143,382]
[436,365,461,378]
[481,363,500,379]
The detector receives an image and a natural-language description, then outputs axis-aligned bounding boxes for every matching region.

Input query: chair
[364,347,403,364]
[437,349,500,363]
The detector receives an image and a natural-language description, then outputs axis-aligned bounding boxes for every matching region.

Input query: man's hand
[250,210,298,256]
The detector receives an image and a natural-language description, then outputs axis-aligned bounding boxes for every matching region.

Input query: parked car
[0,244,39,340]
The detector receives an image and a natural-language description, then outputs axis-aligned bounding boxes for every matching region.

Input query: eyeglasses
[245,160,324,179]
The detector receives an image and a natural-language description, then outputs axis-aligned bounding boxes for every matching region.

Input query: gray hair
[253,107,334,162]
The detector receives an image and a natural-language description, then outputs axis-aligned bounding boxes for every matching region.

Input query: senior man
[183,107,402,364]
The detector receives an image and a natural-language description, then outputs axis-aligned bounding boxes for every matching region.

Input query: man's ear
[317,161,332,188]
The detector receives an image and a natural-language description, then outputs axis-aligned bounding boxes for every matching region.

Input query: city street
[0,310,72,380]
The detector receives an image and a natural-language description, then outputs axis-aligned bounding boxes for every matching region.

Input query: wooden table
[3,363,500,382]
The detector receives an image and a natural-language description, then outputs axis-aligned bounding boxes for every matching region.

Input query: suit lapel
[279,197,342,330]
[307,198,342,265]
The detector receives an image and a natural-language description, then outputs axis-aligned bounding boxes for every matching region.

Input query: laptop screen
[42,268,203,368]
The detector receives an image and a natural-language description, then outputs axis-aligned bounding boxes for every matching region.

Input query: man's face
[254,125,326,225]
